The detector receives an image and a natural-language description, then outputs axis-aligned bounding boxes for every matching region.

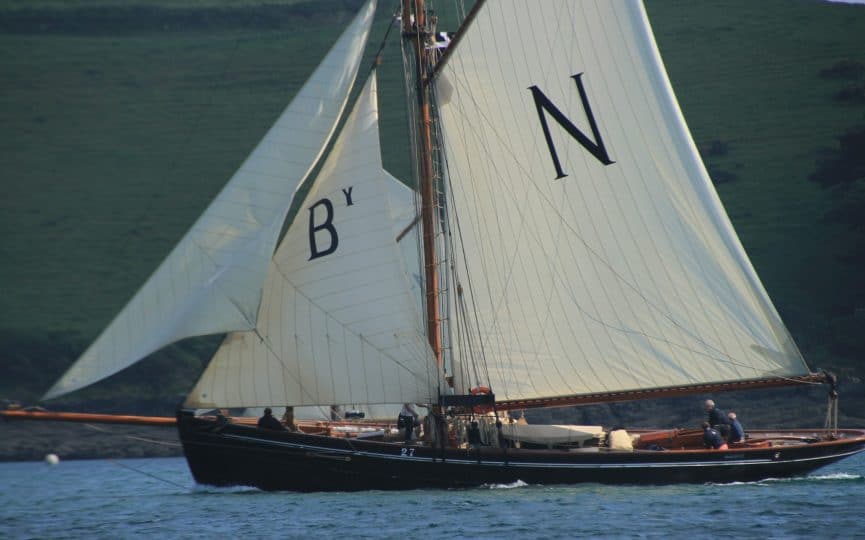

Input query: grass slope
[646,0,865,377]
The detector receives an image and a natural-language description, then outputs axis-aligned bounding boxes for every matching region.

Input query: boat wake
[484,480,530,490]
[711,472,862,487]
[191,484,263,495]
[806,472,862,481]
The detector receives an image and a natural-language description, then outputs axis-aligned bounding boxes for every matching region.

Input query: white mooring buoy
[44,453,60,466]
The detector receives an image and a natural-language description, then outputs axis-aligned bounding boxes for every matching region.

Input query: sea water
[1,453,863,539]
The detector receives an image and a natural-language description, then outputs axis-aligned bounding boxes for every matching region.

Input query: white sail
[186,75,440,408]
[43,0,376,400]
[435,0,808,402]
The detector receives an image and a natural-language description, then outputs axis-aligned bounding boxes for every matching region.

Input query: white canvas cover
[500,424,604,446]
[435,0,808,403]
[187,75,440,408]
[44,1,376,400]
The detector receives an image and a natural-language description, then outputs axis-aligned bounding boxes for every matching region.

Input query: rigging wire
[106,459,189,490]
[400,1,446,399]
[441,3,611,396]
[413,0,496,394]
[432,95,493,391]
[250,264,436,405]
[79,423,189,489]
[193,3,442,410]
[423,2,828,398]
[84,422,181,448]
[366,1,404,76]
[438,69,814,384]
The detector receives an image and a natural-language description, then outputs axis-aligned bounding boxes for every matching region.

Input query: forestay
[187,75,440,408]
[435,0,808,403]
[44,1,376,400]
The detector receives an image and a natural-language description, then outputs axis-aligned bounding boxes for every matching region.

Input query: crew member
[704,399,730,438]
[258,407,285,431]
[398,403,418,442]
[727,411,744,444]
[702,422,728,450]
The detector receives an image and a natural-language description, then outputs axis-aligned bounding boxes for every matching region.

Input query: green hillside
[646,0,865,377]
[1,0,863,417]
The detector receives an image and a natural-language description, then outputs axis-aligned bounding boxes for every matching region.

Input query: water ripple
[1,455,863,539]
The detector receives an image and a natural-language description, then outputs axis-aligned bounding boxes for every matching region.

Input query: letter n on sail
[308,198,338,260]
[529,73,614,179]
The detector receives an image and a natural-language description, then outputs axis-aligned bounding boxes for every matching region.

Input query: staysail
[186,74,440,408]
[435,0,809,404]
[44,0,376,400]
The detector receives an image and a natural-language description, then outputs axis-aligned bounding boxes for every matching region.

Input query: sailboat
[33,0,865,490]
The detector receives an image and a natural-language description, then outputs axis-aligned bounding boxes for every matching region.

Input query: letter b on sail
[308,198,338,260]
[529,73,614,179]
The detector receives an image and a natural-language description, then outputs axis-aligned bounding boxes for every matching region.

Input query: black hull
[177,411,865,492]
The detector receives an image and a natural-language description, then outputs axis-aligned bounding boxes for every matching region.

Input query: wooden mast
[404,0,443,369]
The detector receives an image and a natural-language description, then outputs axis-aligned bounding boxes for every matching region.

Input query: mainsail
[44,0,377,400]
[186,75,440,408]
[435,0,809,404]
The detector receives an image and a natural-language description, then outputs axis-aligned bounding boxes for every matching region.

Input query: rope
[106,459,189,490]
[366,1,403,75]
[79,423,188,489]
[83,423,182,448]
[824,393,839,437]
[433,85,493,391]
